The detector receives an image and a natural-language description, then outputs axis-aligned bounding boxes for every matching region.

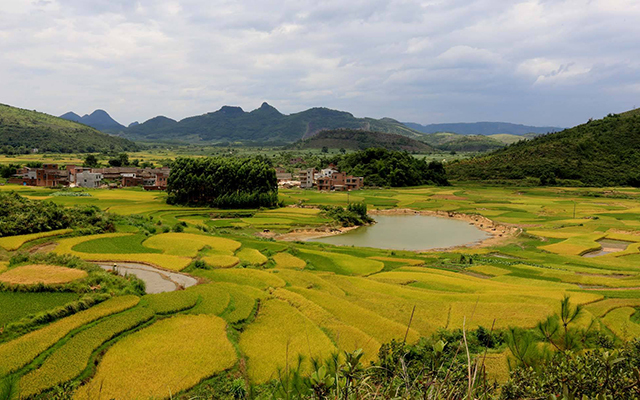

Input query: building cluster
[9,164,170,190]
[276,167,364,191]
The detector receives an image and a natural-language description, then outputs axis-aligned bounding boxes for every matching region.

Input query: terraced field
[1,184,640,397]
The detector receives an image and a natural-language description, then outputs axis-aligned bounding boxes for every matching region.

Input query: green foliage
[336,148,449,187]
[448,111,640,186]
[0,192,114,237]
[167,156,279,208]
[421,132,508,152]
[320,202,373,227]
[0,103,138,154]
[501,343,640,399]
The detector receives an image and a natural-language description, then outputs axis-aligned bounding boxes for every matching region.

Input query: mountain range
[404,121,562,136]
[60,110,126,132]
[59,104,559,146]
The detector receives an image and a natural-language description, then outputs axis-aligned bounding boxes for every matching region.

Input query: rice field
[74,315,237,400]
[0,229,73,251]
[0,295,139,376]
[0,264,87,285]
[2,184,640,395]
[19,306,155,397]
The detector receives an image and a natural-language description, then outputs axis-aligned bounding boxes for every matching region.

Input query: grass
[19,306,155,397]
[0,229,73,251]
[74,315,237,400]
[194,268,286,289]
[0,292,79,327]
[273,252,307,269]
[0,264,87,285]
[239,299,337,383]
[0,295,139,376]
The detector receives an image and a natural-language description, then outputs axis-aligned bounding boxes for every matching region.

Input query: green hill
[421,132,506,152]
[447,110,640,186]
[288,129,435,152]
[0,104,138,153]
[123,103,423,143]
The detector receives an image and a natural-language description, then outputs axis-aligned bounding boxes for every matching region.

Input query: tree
[321,146,329,153]
[84,154,99,168]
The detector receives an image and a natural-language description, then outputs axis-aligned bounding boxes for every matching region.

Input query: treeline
[335,148,449,187]
[166,156,280,208]
[447,111,640,186]
[0,192,114,237]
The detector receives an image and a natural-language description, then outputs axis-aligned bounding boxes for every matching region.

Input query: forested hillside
[447,110,640,186]
[123,103,422,143]
[0,104,138,154]
[288,129,435,152]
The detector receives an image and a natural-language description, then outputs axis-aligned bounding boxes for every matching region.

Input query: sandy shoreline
[259,207,521,251]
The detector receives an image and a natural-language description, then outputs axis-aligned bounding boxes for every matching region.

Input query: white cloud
[0,0,638,126]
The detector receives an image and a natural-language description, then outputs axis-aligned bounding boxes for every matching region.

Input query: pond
[94,262,198,294]
[582,239,633,258]
[310,215,490,251]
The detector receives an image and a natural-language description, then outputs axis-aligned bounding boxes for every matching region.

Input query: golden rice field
[0,264,87,285]
[74,315,237,400]
[2,184,640,397]
[0,229,73,251]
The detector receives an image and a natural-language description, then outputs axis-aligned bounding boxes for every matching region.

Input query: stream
[95,262,198,294]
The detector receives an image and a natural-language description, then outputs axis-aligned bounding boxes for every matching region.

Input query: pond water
[582,239,633,258]
[310,215,490,251]
[95,262,198,294]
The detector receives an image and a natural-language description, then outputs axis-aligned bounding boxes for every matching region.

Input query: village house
[316,170,364,191]
[299,168,316,189]
[11,165,170,190]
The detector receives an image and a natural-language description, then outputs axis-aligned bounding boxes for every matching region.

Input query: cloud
[0,0,638,127]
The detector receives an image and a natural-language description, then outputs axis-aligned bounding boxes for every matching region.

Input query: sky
[1,0,639,128]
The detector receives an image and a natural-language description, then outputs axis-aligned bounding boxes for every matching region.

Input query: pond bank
[265,207,519,251]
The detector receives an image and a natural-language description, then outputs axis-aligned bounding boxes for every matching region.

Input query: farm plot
[0,295,139,376]
[74,315,237,400]
[19,306,155,397]
[239,299,337,383]
[0,264,87,285]
[0,292,79,327]
[298,249,384,276]
[0,229,73,251]
[273,252,306,269]
[236,248,268,265]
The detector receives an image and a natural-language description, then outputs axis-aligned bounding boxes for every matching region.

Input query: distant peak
[256,102,281,114]
[218,106,244,114]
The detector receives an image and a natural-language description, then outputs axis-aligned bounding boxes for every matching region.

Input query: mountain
[60,109,126,132]
[128,121,139,128]
[404,121,562,136]
[288,129,436,153]
[122,102,423,143]
[447,110,640,186]
[0,104,138,153]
